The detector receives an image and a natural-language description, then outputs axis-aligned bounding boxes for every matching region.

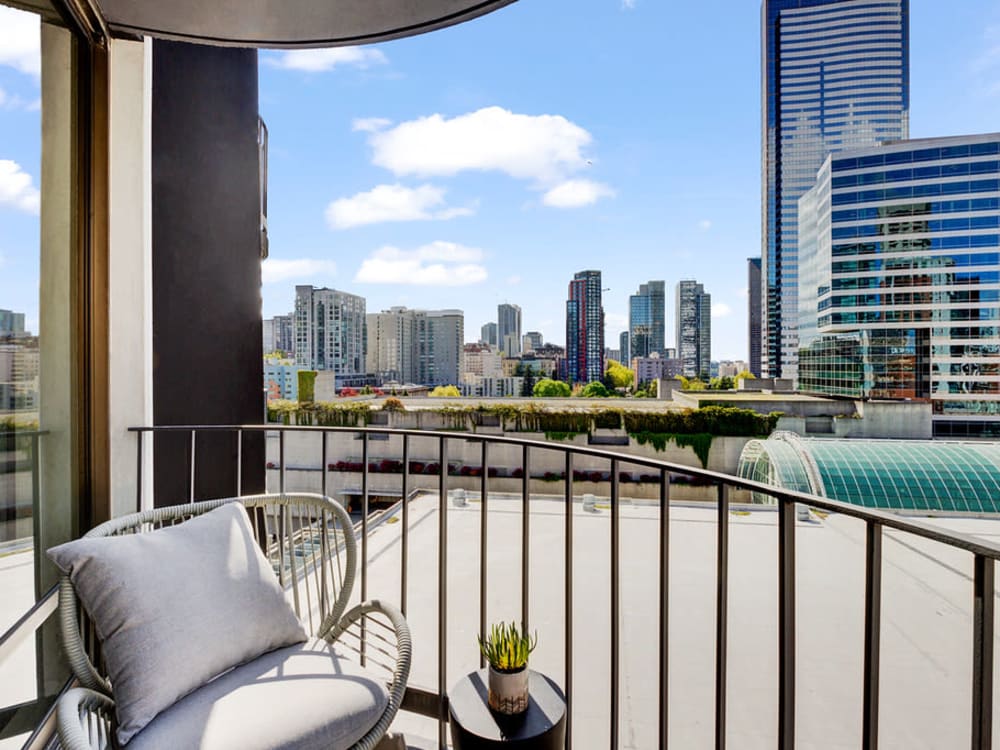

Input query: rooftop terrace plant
[477,621,537,673]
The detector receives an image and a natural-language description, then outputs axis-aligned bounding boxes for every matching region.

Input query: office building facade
[366,306,463,387]
[294,285,365,374]
[629,280,665,358]
[0,309,26,338]
[566,270,604,384]
[748,257,762,376]
[762,0,909,378]
[480,321,498,348]
[498,303,522,357]
[676,280,711,377]
[263,313,294,356]
[522,331,543,353]
[797,133,1000,437]
[619,330,630,365]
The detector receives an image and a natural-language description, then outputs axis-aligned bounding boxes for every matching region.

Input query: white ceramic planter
[488,665,529,714]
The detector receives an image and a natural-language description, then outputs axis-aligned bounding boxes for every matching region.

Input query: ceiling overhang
[87,0,517,48]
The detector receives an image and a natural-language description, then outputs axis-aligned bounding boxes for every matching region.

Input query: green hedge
[624,406,779,437]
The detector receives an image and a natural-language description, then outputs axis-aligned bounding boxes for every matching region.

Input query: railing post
[972,554,994,750]
[715,482,729,750]
[659,469,670,750]
[321,430,328,499]
[361,432,369,604]
[565,451,574,750]
[235,428,242,496]
[610,459,620,750]
[479,440,489,669]
[522,443,530,633]
[134,430,143,512]
[438,435,448,750]
[401,433,409,618]
[778,496,796,750]
[189,429,197,503]
[863,521,882,750]
[278,429,286,495]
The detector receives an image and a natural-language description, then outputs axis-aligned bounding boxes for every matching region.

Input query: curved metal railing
[128,423,1000,750]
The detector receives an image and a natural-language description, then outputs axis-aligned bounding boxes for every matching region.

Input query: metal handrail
[128,422,999,749]
[0,585,58,670]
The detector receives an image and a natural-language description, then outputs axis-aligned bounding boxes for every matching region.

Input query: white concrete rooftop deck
[363,492,1000,749]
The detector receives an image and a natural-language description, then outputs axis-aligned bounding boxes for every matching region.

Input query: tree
[709,375,735,390]
[520,366,537,397]
[578,381,612,398]
[680,376,707,391]
[429,385,461,397]
[604,360,635,390]
[735,369,755,382]
[533,378,571,397]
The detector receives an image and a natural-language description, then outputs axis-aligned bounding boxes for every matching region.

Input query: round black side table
[449,668,566,749]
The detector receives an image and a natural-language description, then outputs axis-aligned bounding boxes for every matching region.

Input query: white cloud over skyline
[0,160,40,214]
[352,117,392,133]
[0,7,40,77]
[354,241,488,286]
[542,179,615,208]
[366,106,594,185]
[265,47,387,73]
[261,258,337,284]
[712,302,732,319]
[326,183,474,229]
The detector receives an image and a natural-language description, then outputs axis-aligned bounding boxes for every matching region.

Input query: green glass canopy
[738,432,1000,513]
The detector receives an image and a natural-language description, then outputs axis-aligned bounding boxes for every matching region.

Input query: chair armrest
[324,600,412,750]
[57,687,116,750]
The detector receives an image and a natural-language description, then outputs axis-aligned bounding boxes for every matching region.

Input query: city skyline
[0,2,999,361]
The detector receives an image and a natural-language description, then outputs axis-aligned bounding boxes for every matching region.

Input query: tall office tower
[762,0,909,378]
[366,306,463,386]
[628,281,665,358]
[797,133,1000,438]
[748,257,762,376]
[676,280,711,378]
[619,330,630,365]
[566,270,605,384]
[522,331,543,353]
[0,309,26,338]
[294,285,366,374]
[481,321,498,347]
[498,303,522,357]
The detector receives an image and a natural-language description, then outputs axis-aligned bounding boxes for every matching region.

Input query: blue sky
[2,1,1000,359]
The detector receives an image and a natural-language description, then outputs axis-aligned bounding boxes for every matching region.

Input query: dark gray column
[152,40,264,505]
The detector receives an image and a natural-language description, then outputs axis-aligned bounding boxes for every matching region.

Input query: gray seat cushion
[126,639,390,750]
[47,503,308,744]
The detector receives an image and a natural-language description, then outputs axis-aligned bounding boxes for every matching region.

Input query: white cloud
[712,302,732,319]
[699,219,712,230]
[261,258,337,284]
[265,47,387,73]
[0,7,40,76]
[0,86,39,111]
[352,117,392,133]
[621,0,636,8]
[325,183,474,229]
[542,179,615,208]
[0,160,40,214]
[367,106,594,184]
[354,241,487,286]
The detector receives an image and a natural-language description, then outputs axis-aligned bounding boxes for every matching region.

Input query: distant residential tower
[566,270,604,384]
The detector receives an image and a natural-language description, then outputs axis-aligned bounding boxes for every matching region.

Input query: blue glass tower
[628,280,665,359]
[762,0,909,379]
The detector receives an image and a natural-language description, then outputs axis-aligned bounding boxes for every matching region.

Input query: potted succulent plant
[477,621,537,715]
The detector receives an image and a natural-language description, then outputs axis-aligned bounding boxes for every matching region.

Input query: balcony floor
[369,493,1000,749]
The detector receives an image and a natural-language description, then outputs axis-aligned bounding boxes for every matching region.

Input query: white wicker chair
[55,493,411,750]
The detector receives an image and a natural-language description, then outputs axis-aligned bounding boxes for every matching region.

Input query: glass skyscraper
[762,0,909,379]
[628,280,665,359]
[566,270,604,385]
[676,279,711,378]
[797,133,1000,437]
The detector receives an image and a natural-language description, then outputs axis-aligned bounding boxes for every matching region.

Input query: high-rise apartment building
[676,280,711,378]
[748,257,762,376]
[498,303,522,357]
[629,281,665,358]
[294,286,366,374]
[762,0,909,378]
[0,309,26,338]
[797,133,1000,438]
[366,306,464,386]
[566,270,604,384]
[480,322,498,348]
[522,331,543,353]
[263,313,294,356]
[619,330,630,365]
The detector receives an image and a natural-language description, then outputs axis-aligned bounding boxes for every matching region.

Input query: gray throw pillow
[48,502,308,745]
